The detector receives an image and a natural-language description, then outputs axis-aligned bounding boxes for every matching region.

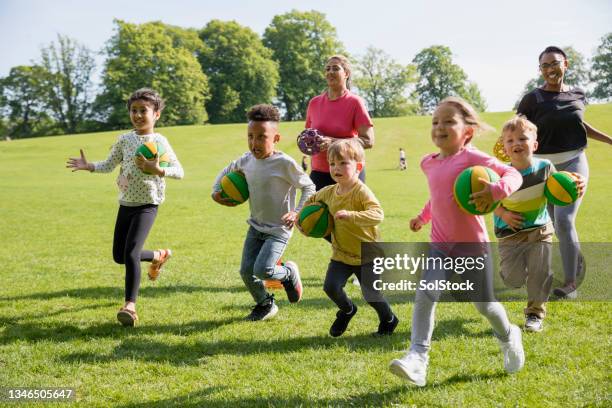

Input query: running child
[389,96,525,386]
[212,104,315,321]
[302,139,398,337]
[66,88,184,327]
[494,116,585,332]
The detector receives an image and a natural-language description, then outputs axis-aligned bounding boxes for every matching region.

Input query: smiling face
[325,58,349,90]
[129,100,160,135]
[248,120,279,159]
[431,103,473,157]
[539,52,568,89]
[502,128,538,166]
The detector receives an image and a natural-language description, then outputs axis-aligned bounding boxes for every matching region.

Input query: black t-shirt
[516,88,587,154]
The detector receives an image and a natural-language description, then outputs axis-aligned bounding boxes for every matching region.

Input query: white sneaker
[524,314,543,333]
[389,351,428,387]
[498,324,525,373]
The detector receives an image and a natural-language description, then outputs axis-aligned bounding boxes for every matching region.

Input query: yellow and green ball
[297,202,333,238]
[135,142,170,175]
[545,171,579,206]
[453,165,500,215]
[220,171,249,204]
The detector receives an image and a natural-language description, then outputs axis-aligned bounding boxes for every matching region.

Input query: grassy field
[1,105,611,407]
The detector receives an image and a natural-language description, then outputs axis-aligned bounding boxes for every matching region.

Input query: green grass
[1,105,611,407]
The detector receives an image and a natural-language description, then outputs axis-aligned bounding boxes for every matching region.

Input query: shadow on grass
[0,285,244,302]
[56,317,488,366]
[218,295,332,311]
[433,317,492,341]
[434,371,508,387]
[0,318,243,346]
[0,301,117,323]
[117,386,411,408]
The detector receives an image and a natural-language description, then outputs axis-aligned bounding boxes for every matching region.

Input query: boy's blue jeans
[239,226,291,304]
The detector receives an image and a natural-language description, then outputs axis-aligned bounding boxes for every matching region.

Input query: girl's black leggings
[112,204,158,302]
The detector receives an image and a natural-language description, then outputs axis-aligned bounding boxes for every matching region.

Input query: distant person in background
[399,147,407,170]
[304,55,374,191]
[516,45,612,299]
[301,155,308,172]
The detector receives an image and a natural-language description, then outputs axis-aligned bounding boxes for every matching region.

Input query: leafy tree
[563,47,589,88]
[353,47,419,117]
[0,65,54,137]
[263,10,344,120]
[97,20,210,129]
[412,45,486,113]
[37,35,96,134]
[514,46,589,108]
[462,82,487,113]
[591,33,612,101]
[198,20,279,123]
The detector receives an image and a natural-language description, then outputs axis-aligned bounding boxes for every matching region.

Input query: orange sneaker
[148,249,172,281]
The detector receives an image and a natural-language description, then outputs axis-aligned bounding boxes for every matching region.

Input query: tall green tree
[515,46,589,108]
[591,33,612,101]
[412,45,486,113]
[38,35,96,134]
[97,20,210,129]
[0,65,54,137]
[353,46,418,117]
[263,10,344,120]
[198,20,279,123]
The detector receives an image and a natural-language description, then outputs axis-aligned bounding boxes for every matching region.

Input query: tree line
[1,10,610,139]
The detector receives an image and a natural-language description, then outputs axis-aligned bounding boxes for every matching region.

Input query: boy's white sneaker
[524,314,543,332]
[498,324,525,373]
[389,351,428,387]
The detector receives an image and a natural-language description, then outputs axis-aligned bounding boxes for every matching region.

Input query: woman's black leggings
[112,204,157,302]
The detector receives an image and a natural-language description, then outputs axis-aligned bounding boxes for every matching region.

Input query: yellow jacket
[305,181,383,265]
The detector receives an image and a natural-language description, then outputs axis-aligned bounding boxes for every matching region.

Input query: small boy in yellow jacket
[302,139,398,337]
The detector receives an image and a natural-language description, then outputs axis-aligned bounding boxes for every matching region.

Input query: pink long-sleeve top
[418,147,522,243]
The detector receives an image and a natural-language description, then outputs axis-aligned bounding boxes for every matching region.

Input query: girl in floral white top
[67,88,184,326]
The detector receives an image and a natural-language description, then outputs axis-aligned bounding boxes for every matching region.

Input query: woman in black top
[517,46,612,299]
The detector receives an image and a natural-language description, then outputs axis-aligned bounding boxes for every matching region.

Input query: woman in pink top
[305,55,374,191]
[389,97,525,387]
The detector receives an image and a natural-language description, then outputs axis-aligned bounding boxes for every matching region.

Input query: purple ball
[297,128,323,156]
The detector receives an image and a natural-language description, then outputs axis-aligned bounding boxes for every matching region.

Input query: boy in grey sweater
[212,104,315,321]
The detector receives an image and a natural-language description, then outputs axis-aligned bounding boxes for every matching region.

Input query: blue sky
[1,0,610,111]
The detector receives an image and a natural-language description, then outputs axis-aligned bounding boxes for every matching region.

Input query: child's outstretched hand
[66,149,93,172]
[334,210,350,220]
[135,153,164,176]
[409,217,424,232]
[497,208,524,231]
[470,178,495,213]
[571,172,587,198]
[282,211,298,228]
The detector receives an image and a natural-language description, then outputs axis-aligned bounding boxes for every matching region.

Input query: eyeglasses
[539,60,563,70]
[325,65,344,72]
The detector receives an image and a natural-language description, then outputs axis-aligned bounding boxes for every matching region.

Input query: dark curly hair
[538,46,567,62]
[127,88,165,112]
[246,104,280,122]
